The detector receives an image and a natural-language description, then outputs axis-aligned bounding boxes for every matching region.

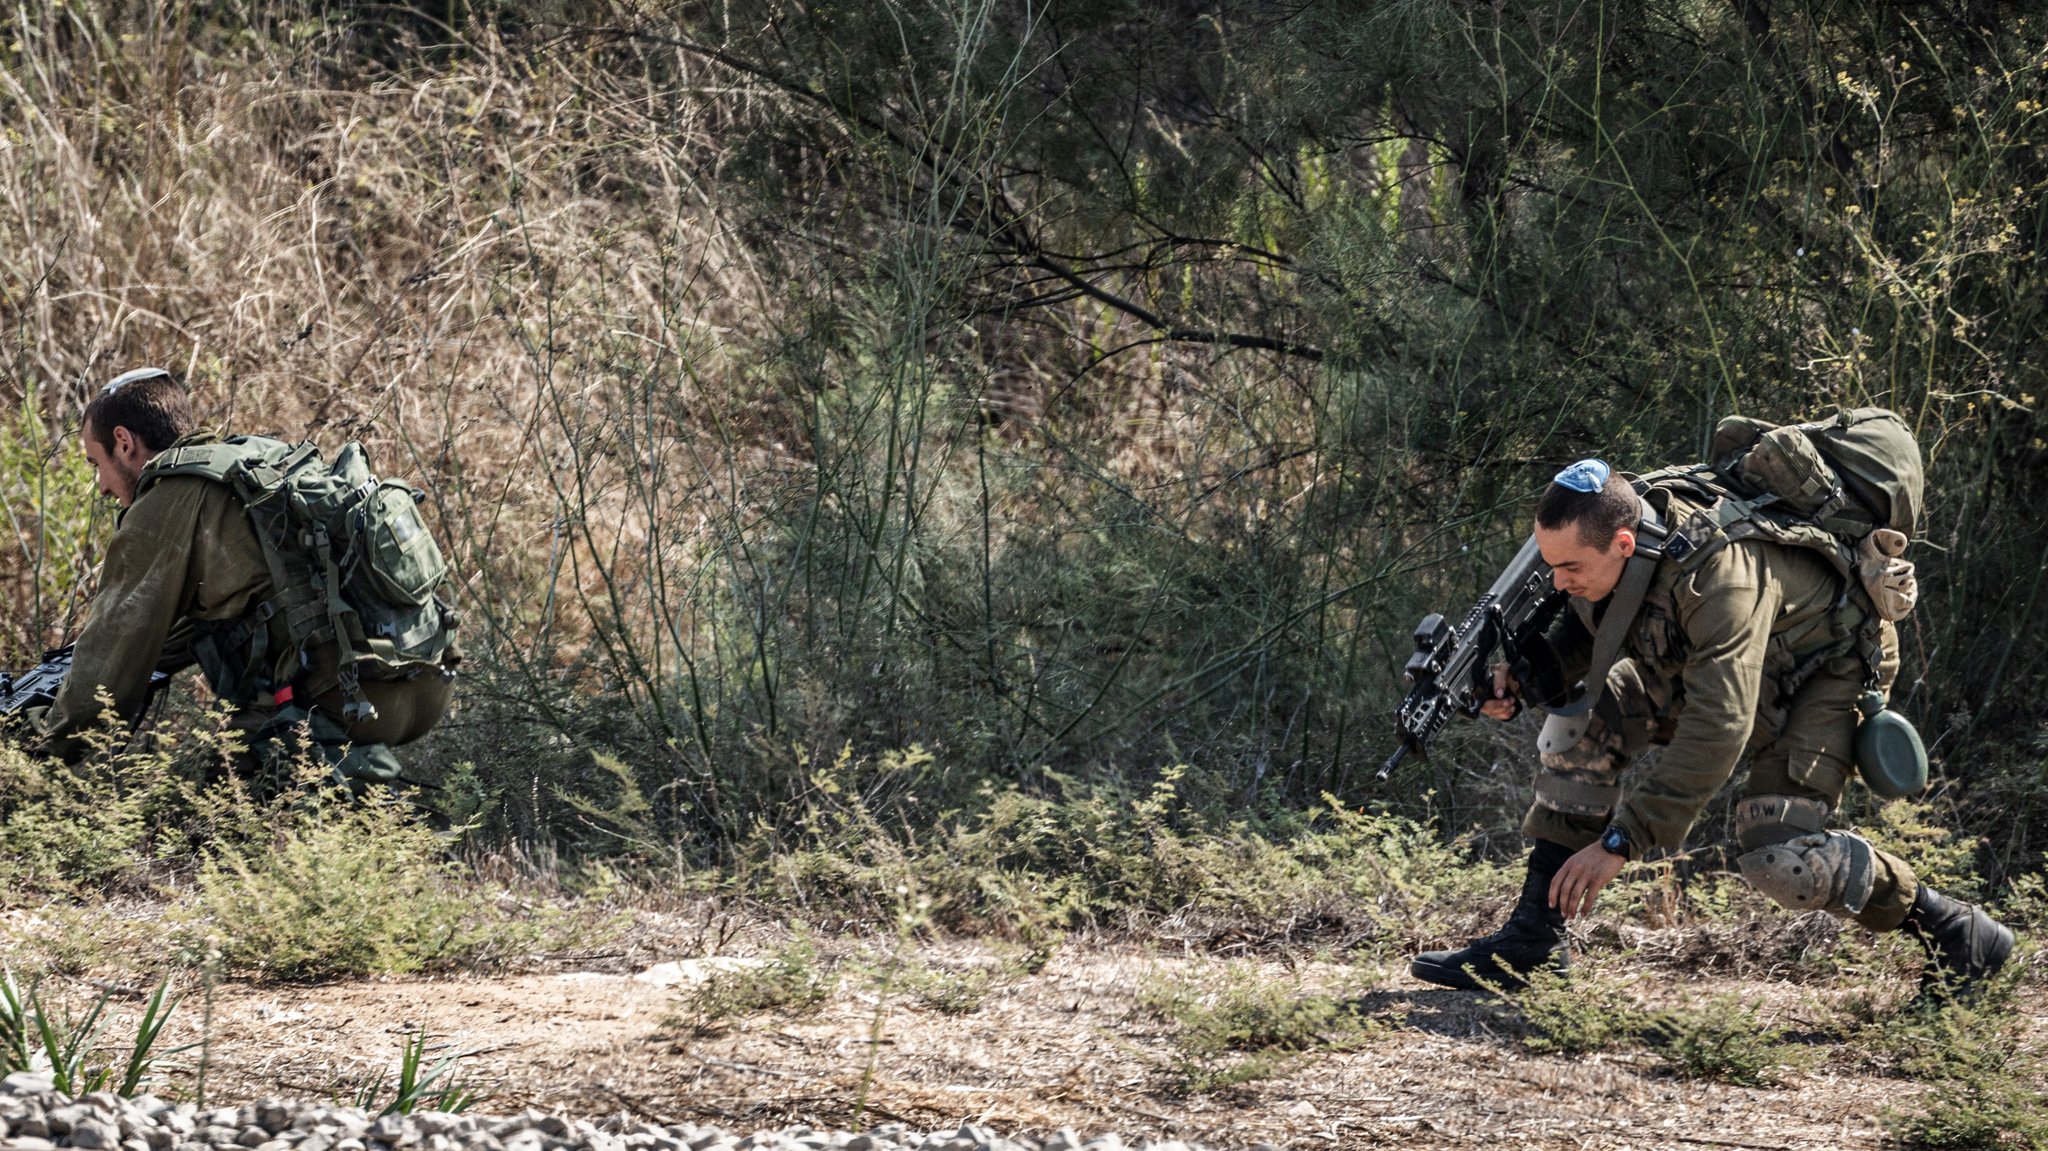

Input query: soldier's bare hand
[1548,841,1629,920]
[1478,661,1521,721]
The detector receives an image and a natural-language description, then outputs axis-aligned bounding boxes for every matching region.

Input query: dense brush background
[4,0,2047,889]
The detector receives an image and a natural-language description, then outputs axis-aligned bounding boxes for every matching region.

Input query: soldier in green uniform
[1411,459,2016,1002]
[26,367,453,787]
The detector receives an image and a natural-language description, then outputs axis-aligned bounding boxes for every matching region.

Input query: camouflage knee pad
[1737,831,1877,918]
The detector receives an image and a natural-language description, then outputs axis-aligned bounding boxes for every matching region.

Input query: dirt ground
[133,922,2045,1151]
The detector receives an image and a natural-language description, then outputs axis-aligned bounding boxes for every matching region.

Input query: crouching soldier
[1412,457,2015,1004]
[21,367,458,790]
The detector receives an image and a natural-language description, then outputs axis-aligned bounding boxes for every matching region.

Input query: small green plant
[1828,972,2048,1149]
[1647,994,1810,1087]
[353,1031,479,1117]
[1492,966,1647,1058]
[184,782,529,979]
[0,969,188,1095]
[0,970,32,1072]
[674,934,837,1035]
[1141,963,1373,1092]
[0,703,182,900]
[900,961,996,1015]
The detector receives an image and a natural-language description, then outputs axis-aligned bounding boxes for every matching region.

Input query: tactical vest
[135,434,459,722]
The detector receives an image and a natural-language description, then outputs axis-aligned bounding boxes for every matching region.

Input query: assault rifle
[0,645,171,718]
[1382,536,1573,779]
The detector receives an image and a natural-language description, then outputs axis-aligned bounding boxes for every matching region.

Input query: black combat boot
[1899,884,2016,1006]
[1411,840,1573,991]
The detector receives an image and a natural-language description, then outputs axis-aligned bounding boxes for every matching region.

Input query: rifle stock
[1383,536,1570,778]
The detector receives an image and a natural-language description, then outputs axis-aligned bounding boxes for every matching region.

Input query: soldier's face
[81,419,147,507]
[1535,521,1637,602]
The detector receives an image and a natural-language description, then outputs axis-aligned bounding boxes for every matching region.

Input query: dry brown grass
[0,6,779,664]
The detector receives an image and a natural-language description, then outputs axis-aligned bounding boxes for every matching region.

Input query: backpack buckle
[1664,532,1694,561]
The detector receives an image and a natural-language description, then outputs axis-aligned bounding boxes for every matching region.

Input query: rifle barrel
[1376,743,1408,781]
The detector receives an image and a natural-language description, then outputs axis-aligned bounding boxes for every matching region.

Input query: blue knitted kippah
[1553,458,1611,493]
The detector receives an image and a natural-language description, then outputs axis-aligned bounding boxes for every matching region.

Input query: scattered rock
[0,1083,1231,1151]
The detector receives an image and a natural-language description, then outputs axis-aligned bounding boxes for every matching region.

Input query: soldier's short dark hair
[1536,472,1640,549]
[82,368,193,453]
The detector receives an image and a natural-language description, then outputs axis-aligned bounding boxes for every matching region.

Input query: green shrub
[1494,966,1648,1058]
[0,706,184,898]
[673,934,838,1035]
[739,754,1504,951]
[184,788,526,979]
[1648,994,1811,1087]
[1140,962,1375,1092]
[898,960,997,1015]
[1882,1005,2048,1151]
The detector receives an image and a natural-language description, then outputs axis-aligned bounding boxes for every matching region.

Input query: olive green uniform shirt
[1571,536,1855,854]
[31,476,272,753]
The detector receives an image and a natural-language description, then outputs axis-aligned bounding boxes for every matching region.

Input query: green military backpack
[135,434,459,727]
[1642,407,1929,797]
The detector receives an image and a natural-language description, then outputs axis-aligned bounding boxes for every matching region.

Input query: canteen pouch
[1854,690,1929,800]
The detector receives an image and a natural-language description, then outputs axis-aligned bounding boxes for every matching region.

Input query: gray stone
[45,1104,86,1136]
[140,1128,177,1151]
[8,1137,56,1151]
[413,1113,463,1138]
[302,1135,335,1151]
[0,1071,56,1097]
[201,1125,243,1144]
[238,1124,276,1147]
[257,1100,295,1135]
[70,1117,124,1149]
[122,1138,153,1151]
[501,1132,546,1151]
[1038,1131,1082,1151]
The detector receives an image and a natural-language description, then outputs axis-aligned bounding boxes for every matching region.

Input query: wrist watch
[1600,824,1633,860]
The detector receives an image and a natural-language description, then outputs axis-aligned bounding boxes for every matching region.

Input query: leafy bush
[897,960,997,1016]
[183,787,537,979]
[0,727,173,898]
[1494,966,1648,1059]
[1140,962,1375,1092]
[1648,994,1811,1087]
[672,934,838,1036]
[737,747,1507,950]
[1872,983,2048,1150]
